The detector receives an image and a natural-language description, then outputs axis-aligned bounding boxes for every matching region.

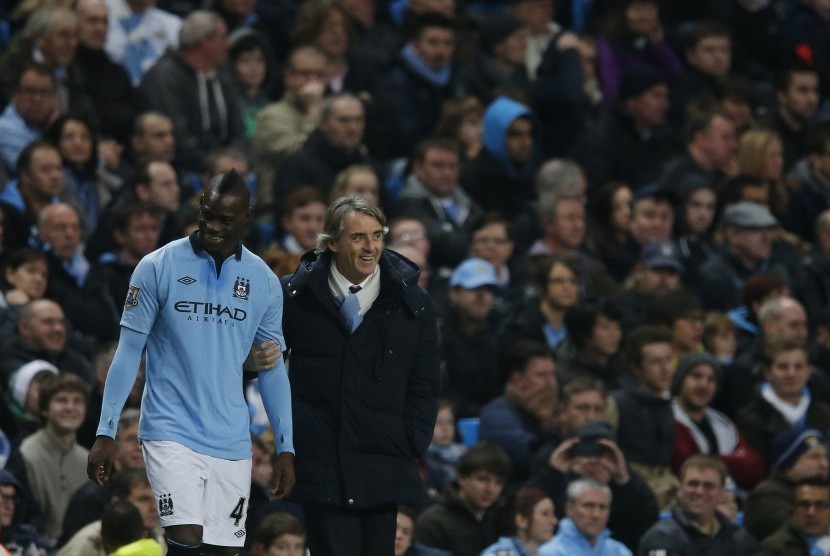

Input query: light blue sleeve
[96,327,148,438]
[120,253,160,334]
[258,360,293,454]
[256,270,293,454]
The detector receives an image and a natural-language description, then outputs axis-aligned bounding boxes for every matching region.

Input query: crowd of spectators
[4,0,830,554]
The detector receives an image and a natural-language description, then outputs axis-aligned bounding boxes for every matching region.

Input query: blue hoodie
[481,96,536,179]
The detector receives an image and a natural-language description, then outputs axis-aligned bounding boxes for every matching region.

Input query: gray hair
[179,10,221,50]
[320,92,363,122]
[758,296,801,324]
[25,7,77,39]
[566,478,612,504]
[118,408,141,431]
[537,190,582,221]
[316,195,388,253]
[535,159,585,197]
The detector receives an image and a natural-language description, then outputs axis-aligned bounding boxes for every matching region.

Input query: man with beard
[670,352,765,491]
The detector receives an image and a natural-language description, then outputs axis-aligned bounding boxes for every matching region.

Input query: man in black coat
[571,63,677,193]
[281,195,441,555]
[74,0,136,144]
[273,94,369,216]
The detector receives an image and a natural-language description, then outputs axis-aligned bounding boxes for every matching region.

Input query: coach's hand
[246,340,282,372]
[270,452,295,501]
[88,436,116,486]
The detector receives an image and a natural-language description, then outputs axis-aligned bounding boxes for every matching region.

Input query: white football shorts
[142,440,252,547]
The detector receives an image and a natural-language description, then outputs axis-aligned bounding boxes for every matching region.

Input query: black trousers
[303,503,397,555]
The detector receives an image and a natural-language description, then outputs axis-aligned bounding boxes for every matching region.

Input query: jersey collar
[189,231,243,260]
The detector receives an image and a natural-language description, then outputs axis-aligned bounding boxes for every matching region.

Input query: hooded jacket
[461,97,538,219]
[282,249,440,509]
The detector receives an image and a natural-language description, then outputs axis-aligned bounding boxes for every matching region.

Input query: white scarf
[761,382,811,426]
[672,400,739,455]
[328,261,380,316]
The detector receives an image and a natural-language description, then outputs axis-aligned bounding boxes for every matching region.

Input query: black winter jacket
[282,250,441,509]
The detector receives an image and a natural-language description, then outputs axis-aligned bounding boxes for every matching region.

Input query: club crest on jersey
[125,285,140,308]
[158,493,174,517]
[233,277,250,300]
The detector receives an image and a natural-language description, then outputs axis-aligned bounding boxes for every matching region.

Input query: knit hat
[0,469,21,491]
[670,352,722,395]
[770,428,827,471]
[480,13,525,54]
[8,360,59,409]
[619,64,667,101]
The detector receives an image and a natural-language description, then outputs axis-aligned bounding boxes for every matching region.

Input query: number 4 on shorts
[229,497,246,527]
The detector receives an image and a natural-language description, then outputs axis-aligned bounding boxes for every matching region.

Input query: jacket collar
[285,249,428,317]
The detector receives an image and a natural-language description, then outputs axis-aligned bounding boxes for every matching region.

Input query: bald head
[38,203,83,260]
[75,0,109,51]
[760,297,808,342]
[19,299,67,354]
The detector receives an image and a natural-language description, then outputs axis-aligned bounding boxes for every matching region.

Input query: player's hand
[270,452,295,501]
[87,436,116,486]
[248,340,282,371]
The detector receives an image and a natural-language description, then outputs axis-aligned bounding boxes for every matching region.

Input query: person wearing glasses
[762,478,830,555]
[638,455,763,556]
[745,429,830,543]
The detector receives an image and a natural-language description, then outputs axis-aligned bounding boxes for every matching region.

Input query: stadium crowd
[4,0,830,553]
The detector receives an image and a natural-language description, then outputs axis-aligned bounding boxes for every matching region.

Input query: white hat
[9,360,59,408]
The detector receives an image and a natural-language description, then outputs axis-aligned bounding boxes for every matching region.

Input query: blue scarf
[401,43,451,86]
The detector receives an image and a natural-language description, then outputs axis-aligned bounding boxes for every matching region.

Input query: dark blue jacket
[281,249,441,509]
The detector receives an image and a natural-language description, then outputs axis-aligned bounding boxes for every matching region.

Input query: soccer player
[87,170,294,556]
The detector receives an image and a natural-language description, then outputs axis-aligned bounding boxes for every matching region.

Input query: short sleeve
[120,254,161,335]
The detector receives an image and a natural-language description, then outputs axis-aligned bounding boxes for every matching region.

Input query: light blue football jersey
[120,235,285,459]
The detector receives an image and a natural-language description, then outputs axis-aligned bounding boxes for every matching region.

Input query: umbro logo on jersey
[233,276,250,300]
[178,276,197,285]
[234,530,246,538]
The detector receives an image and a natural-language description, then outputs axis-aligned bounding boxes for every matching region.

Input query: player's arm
[87,326,148,485]
[243,339,282,372]
[258,358,294,499]
[256,271,295,499]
